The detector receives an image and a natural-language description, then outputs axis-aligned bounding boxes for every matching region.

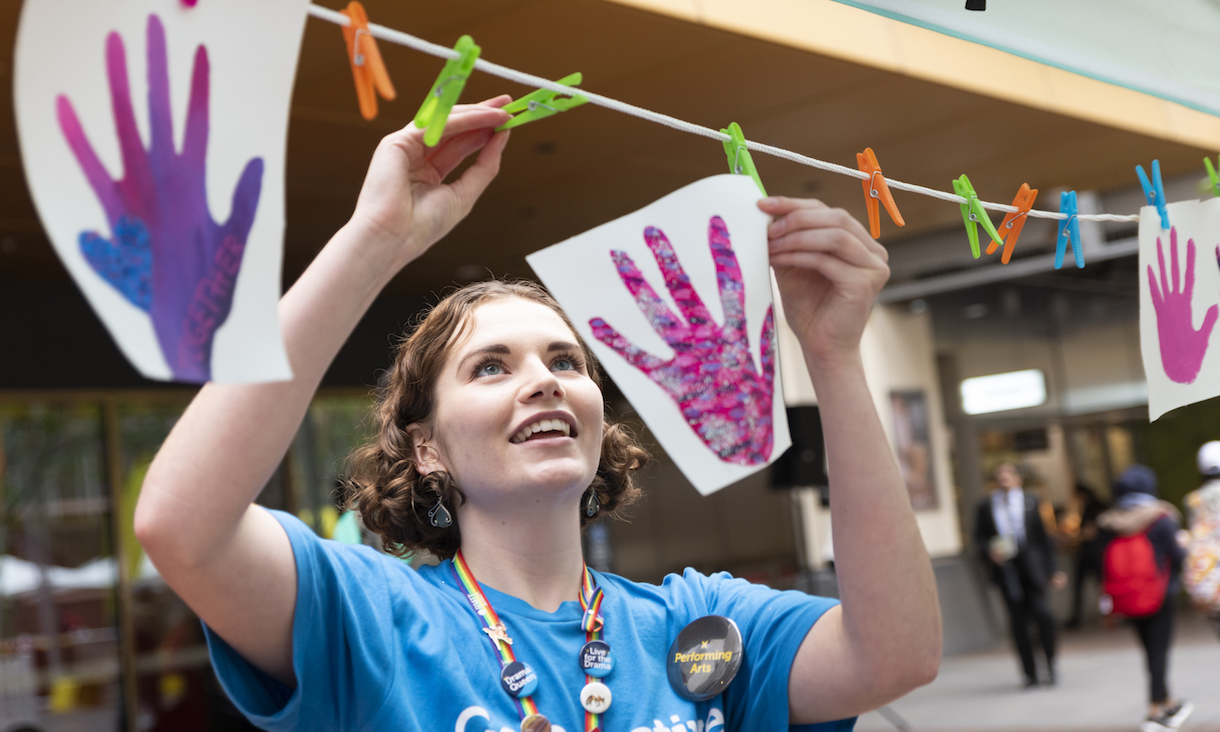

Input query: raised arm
[759,197,941,724]
[133,101,512,686]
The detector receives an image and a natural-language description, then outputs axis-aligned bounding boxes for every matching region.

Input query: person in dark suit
[975,463,1066,688]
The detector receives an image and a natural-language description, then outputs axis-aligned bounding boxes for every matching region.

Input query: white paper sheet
[529,175,791,495]
[1140,200,1220,420]
[14,0,308,383]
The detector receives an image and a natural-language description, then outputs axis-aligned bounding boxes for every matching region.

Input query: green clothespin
[952,174,1002,259]
[1206,156,1220,197]
[720,122,767,196]
[497,73,589,131]
[414,35,481,147]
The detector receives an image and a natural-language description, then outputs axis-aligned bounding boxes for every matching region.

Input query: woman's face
[422,297,604,511]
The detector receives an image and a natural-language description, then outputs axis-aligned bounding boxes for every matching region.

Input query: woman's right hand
[347,96,512,270]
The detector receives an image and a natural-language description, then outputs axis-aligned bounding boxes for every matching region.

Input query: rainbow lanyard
[452,550,606,731]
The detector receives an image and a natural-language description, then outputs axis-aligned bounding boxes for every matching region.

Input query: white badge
[580,681,612,714]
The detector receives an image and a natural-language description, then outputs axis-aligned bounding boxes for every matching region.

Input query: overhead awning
[831,0,1220,119]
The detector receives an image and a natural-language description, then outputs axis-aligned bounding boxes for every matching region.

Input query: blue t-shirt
[205,510,854,732]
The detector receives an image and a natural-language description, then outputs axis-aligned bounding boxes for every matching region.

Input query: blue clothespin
[1055,190,1084,270]
[1136,159,1170,230]
[496,73,588,130]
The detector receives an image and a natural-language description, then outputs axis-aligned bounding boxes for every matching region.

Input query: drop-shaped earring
[582,489,601,518]
[428,495,453,528]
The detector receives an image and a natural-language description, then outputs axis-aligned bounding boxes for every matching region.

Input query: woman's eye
[552,357,577,372]
[475,361,505,377]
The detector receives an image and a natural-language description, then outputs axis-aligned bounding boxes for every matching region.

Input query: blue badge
[579,640,613,678]
[500,661,538,698]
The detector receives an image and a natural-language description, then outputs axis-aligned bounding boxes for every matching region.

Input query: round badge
[579,640,614,678]
[520,713,552,732]
[500,661,539,698]
[580,681,612,713]
[665,615,744,702]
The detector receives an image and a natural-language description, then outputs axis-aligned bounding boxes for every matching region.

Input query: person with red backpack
[1098,464,1191,732]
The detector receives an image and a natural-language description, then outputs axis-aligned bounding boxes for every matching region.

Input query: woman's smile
[509,410,577,443]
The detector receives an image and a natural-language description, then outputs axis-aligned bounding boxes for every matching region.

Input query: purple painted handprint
[591,217,776,465]
[1147,227,1218,384]
[57,14,263,382]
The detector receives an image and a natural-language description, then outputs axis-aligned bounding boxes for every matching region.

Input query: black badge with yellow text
[666,615,744,702]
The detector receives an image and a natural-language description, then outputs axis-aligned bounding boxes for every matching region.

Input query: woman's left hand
[760,197,890,369]
[768,198,940,723]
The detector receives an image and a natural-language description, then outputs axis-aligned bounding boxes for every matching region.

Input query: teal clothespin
[720,122,766,196]
[951,174,1002,259]
[497,73,588,131]
[1055,190,1085,270]
[1136,159,1170,230]
[1205,156,1220,198]
[414,35,481,147]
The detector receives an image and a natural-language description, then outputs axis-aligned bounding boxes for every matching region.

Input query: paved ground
[856,611,1220,732]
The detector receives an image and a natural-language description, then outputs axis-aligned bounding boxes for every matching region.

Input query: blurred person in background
[1062,483,1109,629]
[974,463,1065,689]
[1183,442,1220,639]
[1097,465,1191,732]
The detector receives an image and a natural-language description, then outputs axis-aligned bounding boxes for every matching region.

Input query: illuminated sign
[960,369,1046,415]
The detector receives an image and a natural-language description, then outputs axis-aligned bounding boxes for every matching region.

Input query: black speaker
[965,0,986,9]
[771,406,829,501]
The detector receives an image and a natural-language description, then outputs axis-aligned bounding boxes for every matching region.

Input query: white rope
[307,4,1142,224]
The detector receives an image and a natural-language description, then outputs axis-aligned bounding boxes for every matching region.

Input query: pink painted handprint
[1147,227,1218,384]
[57,14,263,382]
[590,217,776,465]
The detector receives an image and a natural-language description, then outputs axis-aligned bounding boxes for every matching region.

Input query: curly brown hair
[344,279,650,559]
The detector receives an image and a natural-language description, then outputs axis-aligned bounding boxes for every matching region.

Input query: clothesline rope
[306,4,1143,224]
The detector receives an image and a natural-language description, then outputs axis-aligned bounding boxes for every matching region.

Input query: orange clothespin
[855,148,905,239]
[985,183,1038,264]
[341,2,396,120]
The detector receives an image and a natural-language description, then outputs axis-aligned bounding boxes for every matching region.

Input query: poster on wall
[890,390,938,511]
[14,0,309,383]
[528,175,791,496]
[1140,199,1220,420]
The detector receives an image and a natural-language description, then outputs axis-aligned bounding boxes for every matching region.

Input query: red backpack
[1102,527,1169,618]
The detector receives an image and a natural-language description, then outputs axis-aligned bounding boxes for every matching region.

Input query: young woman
[135,97,941,731]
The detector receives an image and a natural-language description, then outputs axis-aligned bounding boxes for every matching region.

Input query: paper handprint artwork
[15,0,310,382]
[529,175,790,495]
[590,220,777,466]
[1140,200,1220,419]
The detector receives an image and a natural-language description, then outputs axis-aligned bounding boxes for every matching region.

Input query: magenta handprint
[1147,227,1218,384]
[57,14,263,382]
[591,217,776,465]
